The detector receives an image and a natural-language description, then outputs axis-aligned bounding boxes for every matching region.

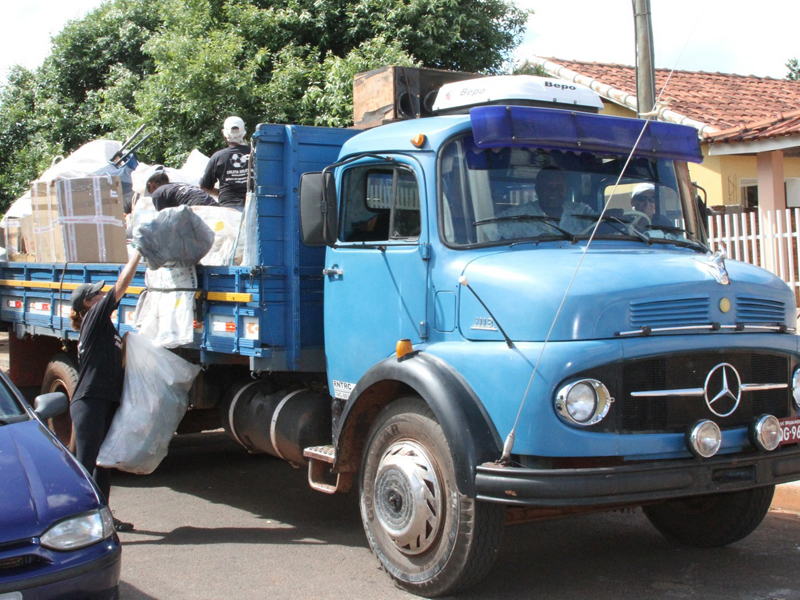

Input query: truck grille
[610,351,791,433]
[736,295,786,323]
[629,297,709,328]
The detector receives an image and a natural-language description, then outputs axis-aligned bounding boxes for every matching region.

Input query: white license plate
[0,592,23,600]
[779,417,800,446]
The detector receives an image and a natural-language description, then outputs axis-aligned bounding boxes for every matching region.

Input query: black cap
[71,280,105,312]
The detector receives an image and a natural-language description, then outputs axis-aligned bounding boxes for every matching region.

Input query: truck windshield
[438,135,697,248]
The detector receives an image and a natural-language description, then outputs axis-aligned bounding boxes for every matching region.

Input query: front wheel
[41,353,79,453]
[359,397,505,597]
[643,486,775,548]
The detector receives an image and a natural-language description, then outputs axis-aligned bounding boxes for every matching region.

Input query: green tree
[0,0,529,211]
[788,57,800,81]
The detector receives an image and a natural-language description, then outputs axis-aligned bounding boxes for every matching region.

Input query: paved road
[113,431,800,600]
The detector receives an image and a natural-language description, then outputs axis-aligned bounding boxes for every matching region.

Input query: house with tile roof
[532,57,800,213]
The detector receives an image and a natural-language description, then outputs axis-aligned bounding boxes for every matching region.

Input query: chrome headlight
[555,379,614,426]
[687,420,722,458]
[792,367,800,410]
[40,507,115,551]
[750,414,781,452]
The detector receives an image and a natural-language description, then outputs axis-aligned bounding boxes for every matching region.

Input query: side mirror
[299,171,337,246]
[34,392,68,420]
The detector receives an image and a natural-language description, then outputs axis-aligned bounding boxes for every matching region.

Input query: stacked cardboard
[4,215,35,262]
[28,176,128,263]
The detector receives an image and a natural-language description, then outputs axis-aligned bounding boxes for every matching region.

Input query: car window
[0,379,26,420]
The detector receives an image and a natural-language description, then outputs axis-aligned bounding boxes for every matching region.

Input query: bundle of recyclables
[133,205,214,270]
[97,332,201,474]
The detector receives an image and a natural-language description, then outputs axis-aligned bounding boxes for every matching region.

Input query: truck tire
[41,353,79,453]
[642,485,775,548]
[359,396,505,597]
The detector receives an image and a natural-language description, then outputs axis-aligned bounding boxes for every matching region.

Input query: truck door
[324,157,428,394]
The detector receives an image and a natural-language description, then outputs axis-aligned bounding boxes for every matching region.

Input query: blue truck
[2,75,800,596]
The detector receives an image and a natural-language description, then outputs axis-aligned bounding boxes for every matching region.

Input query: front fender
[335,351,502,497]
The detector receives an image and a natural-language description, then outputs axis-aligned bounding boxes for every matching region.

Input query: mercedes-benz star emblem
[704,363,741,417]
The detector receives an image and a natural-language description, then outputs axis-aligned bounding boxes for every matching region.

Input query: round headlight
[751,414,781,452]
[565,382,596,423]
[792,368,800,410]
[687,420,722,458]
[555,379,613,426]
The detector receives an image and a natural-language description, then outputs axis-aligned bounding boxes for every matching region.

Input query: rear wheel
[41,353,79,452]
[643,486,775,548]
[359,397,505,597]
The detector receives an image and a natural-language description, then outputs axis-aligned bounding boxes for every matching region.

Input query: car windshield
[438,135,698,248]
[0,378,26,423]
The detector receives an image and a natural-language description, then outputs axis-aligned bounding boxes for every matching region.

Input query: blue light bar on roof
[470,106,703,164]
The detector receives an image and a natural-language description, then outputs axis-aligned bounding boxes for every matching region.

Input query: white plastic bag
[133,205,215,269]
[97,333,201,474]
[191,206,243,266]
[134,267,197,348]
[240,191,259,266]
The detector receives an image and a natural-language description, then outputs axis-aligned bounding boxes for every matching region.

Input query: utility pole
[632,0,656,118]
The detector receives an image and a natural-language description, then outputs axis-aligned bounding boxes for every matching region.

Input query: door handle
[322,268,343,276]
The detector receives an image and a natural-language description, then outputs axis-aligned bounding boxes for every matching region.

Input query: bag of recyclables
[133,205,214,270]
[191,205,243,266]
[133,267,197,348]
[97,332,200,474]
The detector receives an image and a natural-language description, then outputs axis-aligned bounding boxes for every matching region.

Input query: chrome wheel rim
[374,440,443,555]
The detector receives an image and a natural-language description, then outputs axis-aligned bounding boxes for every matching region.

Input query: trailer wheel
[359,397,505,597]
[643,485,775,548]
[41,353,79,453]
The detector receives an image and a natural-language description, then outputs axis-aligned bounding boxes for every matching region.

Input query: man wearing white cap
[199,116,250,209]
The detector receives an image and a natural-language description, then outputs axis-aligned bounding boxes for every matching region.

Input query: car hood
[459,245,797,342]
[0,419,99,542]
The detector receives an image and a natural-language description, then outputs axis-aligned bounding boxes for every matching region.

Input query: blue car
[0,370,121,600]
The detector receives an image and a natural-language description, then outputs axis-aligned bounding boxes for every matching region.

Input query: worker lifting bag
[97,332,201,474]
[133,204,215,270]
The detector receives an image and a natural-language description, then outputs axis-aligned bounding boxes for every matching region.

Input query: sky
[1,0,799,86]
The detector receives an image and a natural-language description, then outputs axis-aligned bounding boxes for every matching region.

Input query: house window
[787,179,800,208]
[740,179,758,208]
[740,178,800,209]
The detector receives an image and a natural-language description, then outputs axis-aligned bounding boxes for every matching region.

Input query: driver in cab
[490,167,593,240]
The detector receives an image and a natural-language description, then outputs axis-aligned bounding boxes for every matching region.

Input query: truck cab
[300,76,800,596]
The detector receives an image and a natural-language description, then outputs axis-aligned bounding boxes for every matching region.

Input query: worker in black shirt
[146,168,217,211]
[69,249,141,532]
[199,116,250,210]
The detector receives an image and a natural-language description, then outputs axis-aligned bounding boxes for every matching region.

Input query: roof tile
[543,58,800,143]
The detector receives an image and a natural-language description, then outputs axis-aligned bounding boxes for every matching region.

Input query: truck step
[303,445,353,494]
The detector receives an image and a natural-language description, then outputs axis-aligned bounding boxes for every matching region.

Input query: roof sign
[432,75,604,114]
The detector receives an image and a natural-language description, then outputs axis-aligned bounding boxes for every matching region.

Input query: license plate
[0,592,23,600]
[779,417,800,446]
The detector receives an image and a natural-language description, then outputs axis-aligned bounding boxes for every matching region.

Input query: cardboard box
[4,214,36,261]
[30,177,128,263]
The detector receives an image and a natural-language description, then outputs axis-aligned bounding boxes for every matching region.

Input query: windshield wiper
[643,225,711,253]
[473,215,577,243]
[573,213,651,245]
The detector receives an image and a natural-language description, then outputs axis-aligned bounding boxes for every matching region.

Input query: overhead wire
[498,12,703,464]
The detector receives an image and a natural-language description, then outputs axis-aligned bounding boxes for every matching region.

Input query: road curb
[773,481,800,513]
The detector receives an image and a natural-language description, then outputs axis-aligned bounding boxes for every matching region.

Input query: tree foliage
[0,0,529,211]
[788,57,800,81]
